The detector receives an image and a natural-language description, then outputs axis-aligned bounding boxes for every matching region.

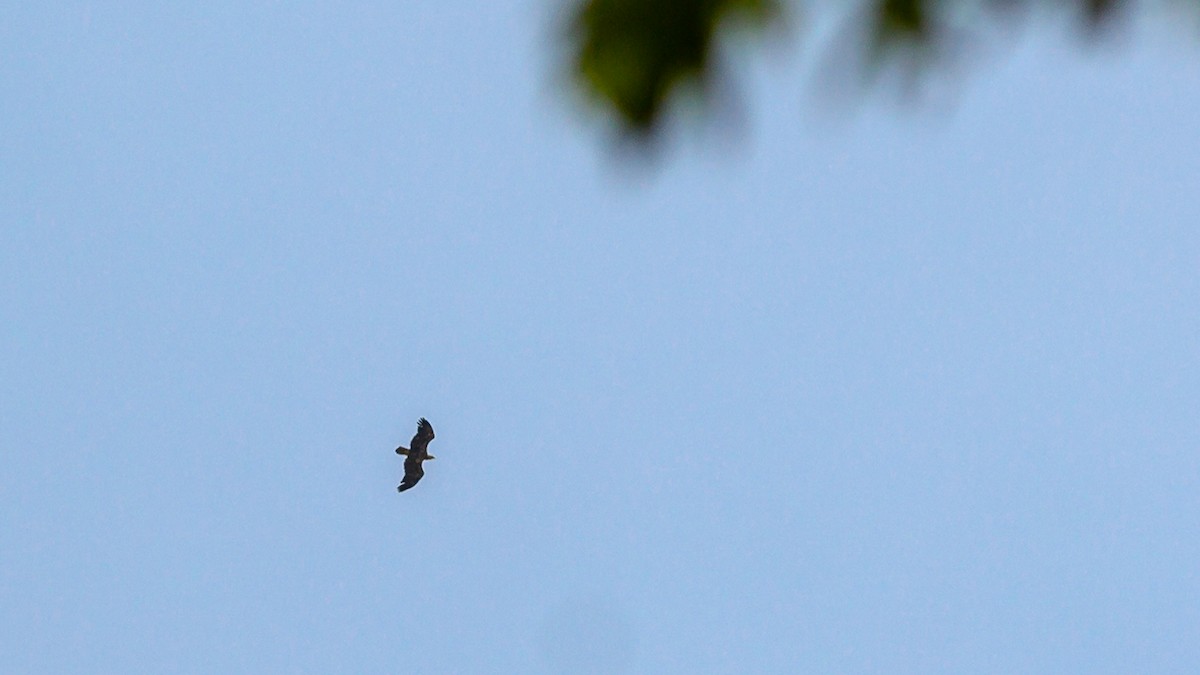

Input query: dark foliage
[569,0,780,134]
[565,0,1173,136]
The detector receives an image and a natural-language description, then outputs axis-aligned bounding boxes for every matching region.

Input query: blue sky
[3,3,1199,673]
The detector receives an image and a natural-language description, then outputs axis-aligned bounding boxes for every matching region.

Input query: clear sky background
[2,3,1199,673]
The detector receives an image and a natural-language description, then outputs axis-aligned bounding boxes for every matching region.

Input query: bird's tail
[395,446,409,456]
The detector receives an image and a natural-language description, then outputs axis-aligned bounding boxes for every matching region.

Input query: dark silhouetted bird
[395,418,436,492]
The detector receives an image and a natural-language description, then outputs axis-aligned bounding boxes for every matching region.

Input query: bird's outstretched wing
[410,417,435,455]
[397,456,424,492]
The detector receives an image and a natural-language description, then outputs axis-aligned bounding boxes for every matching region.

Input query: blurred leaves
[568,0,781,135]
[564,0,1180,137]
[875,0,930,43]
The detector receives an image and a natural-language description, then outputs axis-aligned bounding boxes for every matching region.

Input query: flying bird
[395,417,436,492]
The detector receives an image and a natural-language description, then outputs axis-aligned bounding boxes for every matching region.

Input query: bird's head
[426,454,436,461]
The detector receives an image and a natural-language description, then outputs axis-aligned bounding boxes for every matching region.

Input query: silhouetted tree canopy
[564,0,1187,137]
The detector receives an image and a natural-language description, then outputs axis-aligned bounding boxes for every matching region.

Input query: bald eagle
[395,418,436,492]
